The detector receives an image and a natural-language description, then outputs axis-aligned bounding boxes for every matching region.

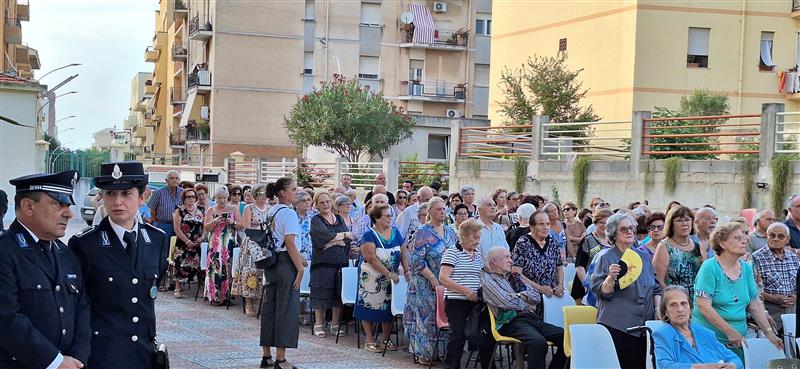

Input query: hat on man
[9,170,79,205]
[93,161,149,190]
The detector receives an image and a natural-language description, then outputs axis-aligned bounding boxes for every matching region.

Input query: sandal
[384,340,398,351]
[274,359,297,369]
[260,356,274,368]
[313,324,326,337]
[415,356,432,366]
[364,342,383,353]
[173,290,183,299]
[330,325,345,337]
[245,305,257,317]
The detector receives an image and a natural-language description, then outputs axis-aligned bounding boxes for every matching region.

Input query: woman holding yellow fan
[591,212,663,369]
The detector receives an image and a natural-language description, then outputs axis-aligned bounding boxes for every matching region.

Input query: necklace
[671,237,691,248]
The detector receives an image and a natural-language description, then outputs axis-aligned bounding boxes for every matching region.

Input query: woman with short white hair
[459,185,477,217]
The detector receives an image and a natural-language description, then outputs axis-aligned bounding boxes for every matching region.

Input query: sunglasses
[232,192,241,196]
[563,207,576,212]
[768,233,788,240]
[597,202,610,207]
[649,224,664,231]
[398,196,407,200]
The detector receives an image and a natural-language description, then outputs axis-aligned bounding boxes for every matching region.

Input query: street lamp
[49,140,75,172]
[37,63,81,81]
[58,127,76,135]
[54,115,76,125]
[38,91,78,113]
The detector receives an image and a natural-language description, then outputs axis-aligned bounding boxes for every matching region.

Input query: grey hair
[787,194,800,209]
[345,189,357,197]
[417,202,430,215]
[516,203,536,225]
[166,170,180,178]
[606,212,638,244]
[214,186,229,198]
[767,222,790,235]
[459,185,475,196]
[372,193,388,203]
[252,183,267,198]
[486,247,509,266]
[477,196,495,208]
[659,285,692,322]
[334,195,352,208]
[295,190,312,203]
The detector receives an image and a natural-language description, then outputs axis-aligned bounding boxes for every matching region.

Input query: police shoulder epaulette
[74,226,97,238]
[142,223,166,234]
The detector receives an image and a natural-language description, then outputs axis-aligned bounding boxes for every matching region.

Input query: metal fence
[642,114,761,158]
[46,151,107,178]
[776,111,800,154]
[541,120,632,159]
[399,161,449,191]
[458,124,532,160]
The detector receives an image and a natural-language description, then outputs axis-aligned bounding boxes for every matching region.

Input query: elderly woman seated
[654,285,743,369]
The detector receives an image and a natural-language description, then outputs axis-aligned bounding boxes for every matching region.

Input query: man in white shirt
[397,186,434,240]
[477,197,510,261]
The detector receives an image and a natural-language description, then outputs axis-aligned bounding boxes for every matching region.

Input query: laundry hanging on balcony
[409,3,435,45]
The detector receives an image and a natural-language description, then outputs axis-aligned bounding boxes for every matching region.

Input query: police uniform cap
[93,161,149,190]
[9,170,79,205]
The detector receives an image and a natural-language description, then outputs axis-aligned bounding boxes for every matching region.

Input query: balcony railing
[188,69,212,91]
[189,15,213,41]
[4,18,21,44]
[402,81,466,101]
[400,27,468,50]
[171,44,187,60]
[174,0,188,12]
[794,0,800,12]
[187,126,210,143]
[170,87,185,105]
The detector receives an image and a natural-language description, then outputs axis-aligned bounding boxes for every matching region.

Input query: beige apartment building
[125,71,154,155]
[138,0,491,166]
[1,0,39,79]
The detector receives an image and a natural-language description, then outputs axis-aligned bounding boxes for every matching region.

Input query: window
[303,51,313,74]
[360,3,381,26]
[428,135,449,160]
[409,59,424,81]
[358,56,379,79]
[687,27,710,68]
[474,64,490,87]
[760,31,775,71]
[475,15,491,36]
[304,0,315,20]
[559,38,567,52]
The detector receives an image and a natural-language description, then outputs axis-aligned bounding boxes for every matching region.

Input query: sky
[25,0,157,149]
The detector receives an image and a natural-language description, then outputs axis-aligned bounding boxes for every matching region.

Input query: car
[80,187,100,225]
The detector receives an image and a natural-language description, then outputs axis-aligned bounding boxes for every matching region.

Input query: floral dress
[297,211,313,262]
[405,224,457,359]
[173,205,204,284]
[354,227,403,322]
[233,203,269,299]
[661,239,703,297]
[205,207,237,303]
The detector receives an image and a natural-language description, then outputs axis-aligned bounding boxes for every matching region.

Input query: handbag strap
[371,227,389,249]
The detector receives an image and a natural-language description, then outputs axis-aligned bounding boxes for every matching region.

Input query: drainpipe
[324,0,330,81]
[465,0,472,117]
[735,0,747,114]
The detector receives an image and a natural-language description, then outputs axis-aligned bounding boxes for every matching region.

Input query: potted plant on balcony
[196,121,210,140]
[402,23,415,43]
[455,28,469,46]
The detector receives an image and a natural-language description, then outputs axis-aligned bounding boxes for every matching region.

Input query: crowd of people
[79,170,800,369]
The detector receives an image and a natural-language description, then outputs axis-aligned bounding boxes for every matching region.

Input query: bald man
[364,173,395,205]
[397,186,434,240]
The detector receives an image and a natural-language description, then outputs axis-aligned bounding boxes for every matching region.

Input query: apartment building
[489,0,798,124]
[141,0,492,166]
[125,71,154,155]
[1,0,39,79]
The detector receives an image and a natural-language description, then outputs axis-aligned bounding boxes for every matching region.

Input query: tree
[42,132,62,153]
[647,90,729,160]
[496,53,600,146]
[284,75,415,163]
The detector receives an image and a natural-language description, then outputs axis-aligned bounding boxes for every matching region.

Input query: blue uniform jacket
[69,217,168,369]
[653,322,743,369]
[0,220,91,368]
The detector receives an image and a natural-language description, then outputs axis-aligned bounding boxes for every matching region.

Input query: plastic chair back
[487,306,521,343]
[340,266,358,305]
[168,236,177,264]
[543,294,575,328]
[299,267,311,295]
[783,314,797,358]
[435,285,449,329]
[231,247,241,275]
[391,278,407,316]
[767,358,800,369]
[739,208,757,232]
[569,324,621,369]
[563,305,597,357]
[200,242,208,271]
[644,320,667,369]
[744,338,786,369]
[564,263,576,289]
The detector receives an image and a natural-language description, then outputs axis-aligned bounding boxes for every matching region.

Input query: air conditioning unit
[200,106,210,120]
[446,109,459,118]
[433,2,447,13]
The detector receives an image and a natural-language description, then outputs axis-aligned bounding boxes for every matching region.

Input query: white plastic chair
[783,314,797,358]
[644,320,667,369]
[200,241,208,270]
[744,338,786,369]
[564,263,577,289]
[543,293,575,328]
[231,247,241,275]
[336,266,359,346]
[383,277,408,357]
[299,267,311,296]
[569,324,621,369]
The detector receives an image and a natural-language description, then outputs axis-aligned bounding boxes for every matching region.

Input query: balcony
[399,81,466,102]
[173,0,188,17]
[170,130,185,148]
[171,44,187,60]
[153,31,167,51]
[189,15,213,41]
[27,47,39,69]
[133,125,147,138]
[793,0,800,18]
[145,47,159,63]
[400,26,468,51]
[17,2,29,21]
[144,82,157,97]
[4,18,21,44]
[187,125,211,144]
[170,86,186,105]
[14,45,29,65]
[188,69,212,93]
[135,100,148,112]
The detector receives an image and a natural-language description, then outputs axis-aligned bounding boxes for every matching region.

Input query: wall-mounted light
[756,182,768,189]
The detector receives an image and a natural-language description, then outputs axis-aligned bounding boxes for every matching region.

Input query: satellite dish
[400,12,414,24]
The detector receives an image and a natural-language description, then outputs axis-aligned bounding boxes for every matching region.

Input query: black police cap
[9,170,79,205]
[93,161,149,190]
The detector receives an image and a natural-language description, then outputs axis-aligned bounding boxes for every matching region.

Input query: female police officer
[69,162,168,369]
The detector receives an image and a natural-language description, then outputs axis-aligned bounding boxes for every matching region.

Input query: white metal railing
[259,158,298,184]
[339,161,384,188]
[459,125,533,160]
[541,120,632,159]
[775,111,800,154]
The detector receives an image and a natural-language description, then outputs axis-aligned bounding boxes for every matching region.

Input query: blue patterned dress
[354,227,403,322]
[405,224,457,359]
[297,211,313,262]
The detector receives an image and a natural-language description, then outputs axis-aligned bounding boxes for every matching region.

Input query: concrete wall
[450,158,797,217]
[0,84,41,223]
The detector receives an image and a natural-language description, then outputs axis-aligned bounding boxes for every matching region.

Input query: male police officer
[0,170,90,369]
[69,162,168,369]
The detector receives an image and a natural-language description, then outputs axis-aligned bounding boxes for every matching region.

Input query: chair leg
[488,343,498,369]
[357,320,361,349]
[335,321,342,344]
[194,273,202,301]
[429,328,441,369]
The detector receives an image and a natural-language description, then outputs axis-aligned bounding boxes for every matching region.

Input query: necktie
[38,240,55,269]
[124,231,138,265]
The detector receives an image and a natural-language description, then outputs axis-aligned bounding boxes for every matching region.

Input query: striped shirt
[441,243,483,300]
[147,186,183,223]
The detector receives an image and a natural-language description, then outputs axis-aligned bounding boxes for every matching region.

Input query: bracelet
[603,280,615,288]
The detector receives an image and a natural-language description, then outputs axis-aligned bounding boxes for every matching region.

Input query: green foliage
[496,53,600,147]
[740,158,758,209]
[399,153,449,191]
[43,132,61,153]
[647,90,729,160]
[513,157,528,193]
[664,157,683,195]
[771,154,797,216]
[551,185,563,221]
[284,75,415,163]
[573,156,591,208]
[294,163,334,188]
[730,136,759,160]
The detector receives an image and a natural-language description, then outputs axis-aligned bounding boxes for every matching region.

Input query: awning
[179,90,197,127]
[410,3,434,45]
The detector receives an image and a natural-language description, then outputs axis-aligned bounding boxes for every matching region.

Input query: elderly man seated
[753,222,799,332]
[482,247,567,369]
